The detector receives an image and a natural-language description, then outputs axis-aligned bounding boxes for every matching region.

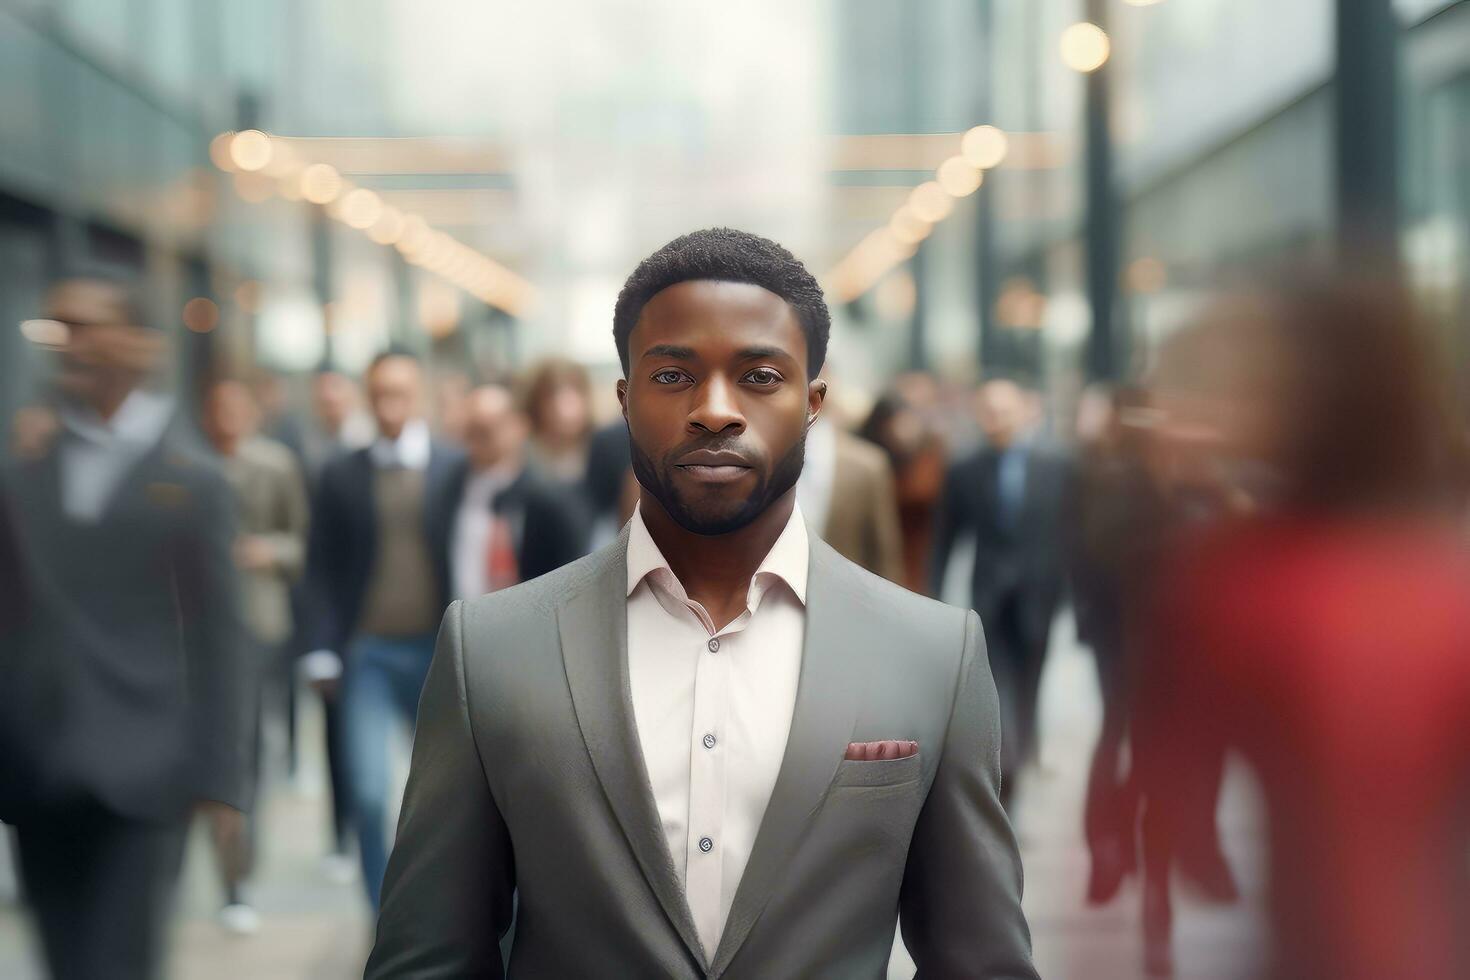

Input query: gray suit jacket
[367,526,1037,979]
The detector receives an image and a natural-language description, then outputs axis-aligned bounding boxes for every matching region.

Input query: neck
[639,487,796,626]
[212,433,241,457]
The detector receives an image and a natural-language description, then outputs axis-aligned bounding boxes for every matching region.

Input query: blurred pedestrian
[288,367,373,878]
[797,412,904,581]
[451,384,590,600]
[930,379,1071,806]
[303,348,464,909]
[583,417,638,547]
[520,357,595,485]
[0,277,251,980]
[1135,279,1470,979]
[200,378,310,933]
[298,368,374,483]
[1065,385,1159,906]
[857,387,948,592]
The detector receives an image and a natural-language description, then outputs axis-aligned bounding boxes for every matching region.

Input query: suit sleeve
[899,609,1038,979]
[367,600,516,980]
[175,465,254,811]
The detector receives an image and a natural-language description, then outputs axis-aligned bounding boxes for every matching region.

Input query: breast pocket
[830,752,923,790]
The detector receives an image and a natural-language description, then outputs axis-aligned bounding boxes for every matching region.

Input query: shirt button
[707,638,720,653]
[702,733,717,750]
[698,836,713,853]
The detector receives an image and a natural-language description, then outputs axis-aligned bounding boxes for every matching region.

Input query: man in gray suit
[368,229,1037,979]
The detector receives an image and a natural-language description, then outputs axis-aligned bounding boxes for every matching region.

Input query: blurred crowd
[3,269,1470,980]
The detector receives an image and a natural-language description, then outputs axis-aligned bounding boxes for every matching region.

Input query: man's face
[366,356,423,440]
[977,380,1029,449]
[46,280,163,405]
[462,387,528,471]
[204,381,260,445]
[312,372,356,431]
[618,280,824,536]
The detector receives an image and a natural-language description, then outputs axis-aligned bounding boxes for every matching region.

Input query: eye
[743,367,783,387]
[651,368,690,385]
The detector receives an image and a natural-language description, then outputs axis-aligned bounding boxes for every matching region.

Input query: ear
[806,378,828,429]
[616,378,629,420]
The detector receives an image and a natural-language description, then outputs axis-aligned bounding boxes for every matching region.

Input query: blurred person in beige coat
[201,377,310,934]
[798,413,905,583]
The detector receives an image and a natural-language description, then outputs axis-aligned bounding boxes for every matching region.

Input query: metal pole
[1082,0,1121,381]
[1334,0,1400,274]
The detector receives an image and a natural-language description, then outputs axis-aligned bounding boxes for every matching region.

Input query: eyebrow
[734,345,794,363]
[638,343,798,364]
[639,344,697,361]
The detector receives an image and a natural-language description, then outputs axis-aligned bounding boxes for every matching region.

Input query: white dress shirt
[369,418,431,470]
[451,463,517,600]
[58,389,174,523]
[625,501,808,959]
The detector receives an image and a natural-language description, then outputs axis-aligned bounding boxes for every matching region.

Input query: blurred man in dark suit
[932,379,1071,806]
[303,348,464,909]
[286,367,372,880]
[451,385,589,601]
[0,277,251,980]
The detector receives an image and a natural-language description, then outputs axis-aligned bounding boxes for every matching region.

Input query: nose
[687,374,745,435]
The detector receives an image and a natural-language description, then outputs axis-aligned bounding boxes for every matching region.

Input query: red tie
[485,515,519,593]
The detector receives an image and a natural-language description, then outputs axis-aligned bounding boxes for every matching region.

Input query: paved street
[0,615,1267,979]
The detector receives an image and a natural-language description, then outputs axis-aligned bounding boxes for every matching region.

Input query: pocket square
[844,739,919,762]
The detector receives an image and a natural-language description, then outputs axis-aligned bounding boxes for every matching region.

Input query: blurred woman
[519,357,594,485]
[1133,278,1470,979]
[857,384,947,593]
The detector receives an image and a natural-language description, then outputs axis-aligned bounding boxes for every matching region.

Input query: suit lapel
[709,538,862,977]
[558,529,707,969]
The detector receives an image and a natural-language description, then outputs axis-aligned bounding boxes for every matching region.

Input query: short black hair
[612,228,830,380]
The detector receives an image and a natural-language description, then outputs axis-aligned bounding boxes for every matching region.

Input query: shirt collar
[463,461,520,504]
[626,499,809,605]
[370,418,431,470]
[59,389,174,448]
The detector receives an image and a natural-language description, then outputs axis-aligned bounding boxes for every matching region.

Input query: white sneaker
[321,853,356,885]
[219,902,261,935]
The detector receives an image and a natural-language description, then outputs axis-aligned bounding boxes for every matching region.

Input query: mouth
[675,463,752,485]
[674,449,755,485]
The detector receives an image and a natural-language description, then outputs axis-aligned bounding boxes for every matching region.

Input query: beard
[629,428,806,536]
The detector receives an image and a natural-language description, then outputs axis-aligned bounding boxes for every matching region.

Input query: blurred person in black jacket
[0,277,251,980]
[450,385,590,600]
[302,348,464,910]
[289,367,372,879]
[930,379,1071,807]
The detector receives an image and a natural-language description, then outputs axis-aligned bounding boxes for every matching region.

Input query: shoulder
[947,448,988,478]
[835,432,891,480]
[321,446,371,485]
[458,542,612,633]
[430,440,467,466]
[158,428,226,486]
[812,538,971,663]
[241,436,300,476]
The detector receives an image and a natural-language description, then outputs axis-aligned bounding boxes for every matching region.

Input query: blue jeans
[339,632,436,909]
